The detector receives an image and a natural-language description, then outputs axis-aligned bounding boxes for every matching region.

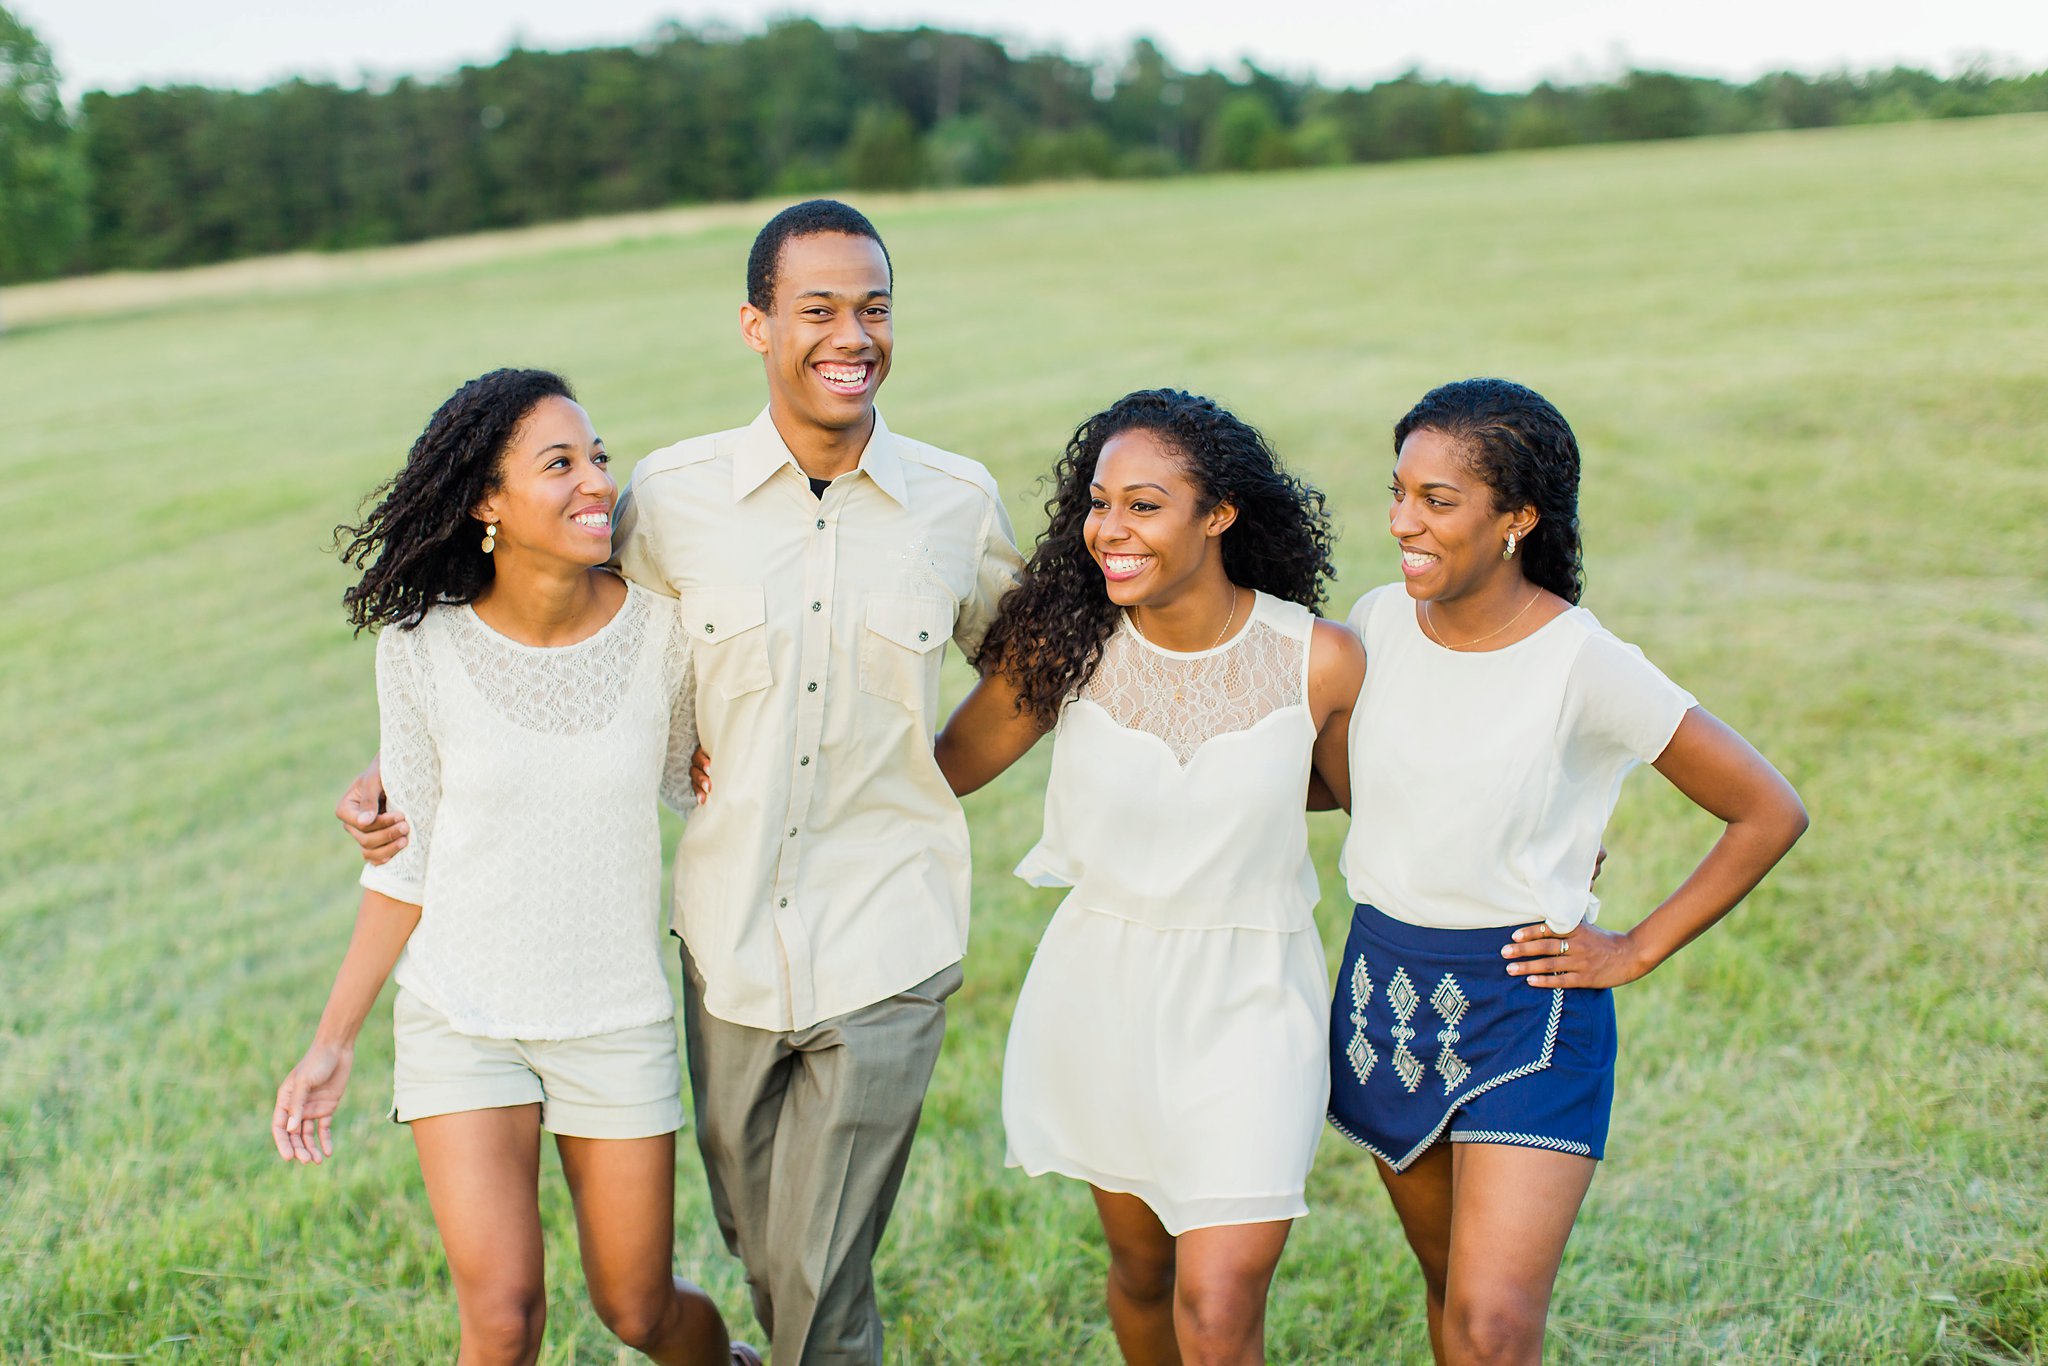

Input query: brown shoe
[730,1344,765,1366]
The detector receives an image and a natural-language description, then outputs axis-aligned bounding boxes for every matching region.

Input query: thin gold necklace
[1422,587,1541,651]
[1132,588,1241,702]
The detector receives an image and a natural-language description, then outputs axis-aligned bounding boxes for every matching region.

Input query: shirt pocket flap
[865,593,953,654]
[680,586,767,644]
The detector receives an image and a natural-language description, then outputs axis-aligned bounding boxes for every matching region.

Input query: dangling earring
[481,521,498,554]
[1504,531,1518,560]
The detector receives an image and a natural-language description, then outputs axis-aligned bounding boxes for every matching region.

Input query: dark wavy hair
[336,368,577,633]
[746,199,892,310]
[1393,378,1584,604]
[974,388,1336,728]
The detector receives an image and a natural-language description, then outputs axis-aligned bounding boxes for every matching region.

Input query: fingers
[1503,923,1577,984]
[337,770,408,861]
[273,1098,320,1163]
[345,814,410,865]
[690,746,713,804]
[271,1099,297,1161]
[1501,924,1573,960]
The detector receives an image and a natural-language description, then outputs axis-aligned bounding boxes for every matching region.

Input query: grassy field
[2,113,2044,1363]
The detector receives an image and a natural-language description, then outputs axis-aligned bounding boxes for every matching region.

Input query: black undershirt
[809,477,830,499]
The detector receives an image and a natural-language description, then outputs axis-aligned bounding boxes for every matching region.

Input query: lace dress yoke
[1077,606,1305,766]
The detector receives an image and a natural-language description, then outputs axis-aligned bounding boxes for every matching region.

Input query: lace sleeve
[360,624,440,904]
[658,600,700,815]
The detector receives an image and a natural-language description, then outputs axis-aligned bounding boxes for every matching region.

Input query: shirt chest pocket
[859,592,954,712]
[680,587,773,700]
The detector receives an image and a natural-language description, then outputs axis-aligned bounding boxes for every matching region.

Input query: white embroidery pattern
[897,536,952,598]
[1449,1130,1593,1157]
[1388,968,1423,1092]
[1327,985,1567,1172]
[1432,974,1472,1094]
[1346,958,1377,1084]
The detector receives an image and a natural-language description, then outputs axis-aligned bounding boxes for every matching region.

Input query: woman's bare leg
[1170,1219,1292,1365]
[1372,1146,1455,1364]
[1440,1143,1596,1365]
[411,1105,547,1366]
[555,1131,732,1365]
[1092,1187,1182,1366]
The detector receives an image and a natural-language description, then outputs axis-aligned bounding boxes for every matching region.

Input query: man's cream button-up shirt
[614,408,1022,1032]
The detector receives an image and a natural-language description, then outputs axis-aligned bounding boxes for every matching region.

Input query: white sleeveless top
[359,580,697,1039]
[1015,591,1321,932]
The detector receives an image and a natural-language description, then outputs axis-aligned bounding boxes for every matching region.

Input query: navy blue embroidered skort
[1327,904,1616,1171]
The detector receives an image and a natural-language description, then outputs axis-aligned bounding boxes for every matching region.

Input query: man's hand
[690,747,712,804]
[335,756,407,865]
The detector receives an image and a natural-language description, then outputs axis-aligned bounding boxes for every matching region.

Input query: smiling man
[343,200,1022,1364]
[616,198,1021,1365]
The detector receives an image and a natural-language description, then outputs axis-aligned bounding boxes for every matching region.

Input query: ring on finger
[1559,938,1570,957]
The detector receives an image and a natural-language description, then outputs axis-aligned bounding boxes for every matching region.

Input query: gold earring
[481,522,498,554]
[1504,531,1518,560]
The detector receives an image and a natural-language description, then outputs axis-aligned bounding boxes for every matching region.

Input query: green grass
[3,114,2045,1362]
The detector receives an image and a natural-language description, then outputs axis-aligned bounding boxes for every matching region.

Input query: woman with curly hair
[936,389,1363,1365]
[1327,378,1806,1363]
[269,369,756,1366]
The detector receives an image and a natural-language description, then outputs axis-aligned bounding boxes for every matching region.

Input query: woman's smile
[1100,552,1153,582]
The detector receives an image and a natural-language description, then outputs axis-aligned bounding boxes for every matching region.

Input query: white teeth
[818,364,867,383]
[1105,555,1150,573]
[573,513,610,527]
[1401,550,1436,567]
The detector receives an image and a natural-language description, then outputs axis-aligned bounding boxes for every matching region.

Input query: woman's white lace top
[359,579,696,1039]
[1014,591,1322,932]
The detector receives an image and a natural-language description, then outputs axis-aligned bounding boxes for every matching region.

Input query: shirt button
[799,756,810,766]
[816,518,826,530]
[918,630,929,642]
[806,681,818,692]
[779,897,788,908]
[703,623,715,634]
[787,827,797,837]
[811,601,822,612]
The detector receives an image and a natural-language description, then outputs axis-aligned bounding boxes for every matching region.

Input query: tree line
[4,6,2045,284]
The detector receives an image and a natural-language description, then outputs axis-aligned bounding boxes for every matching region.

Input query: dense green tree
[1203,93,1285,171]
[844,105,923,189]
[924,114,1008,186]
[22,17,2048,282]
[0,4,86,283]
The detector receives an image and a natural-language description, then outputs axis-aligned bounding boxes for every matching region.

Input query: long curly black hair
[974,388,1336,729]
[1394,378,1585,605]
[336,368,577,633]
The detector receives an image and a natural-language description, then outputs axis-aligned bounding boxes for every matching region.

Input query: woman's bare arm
[935,670,1053,797]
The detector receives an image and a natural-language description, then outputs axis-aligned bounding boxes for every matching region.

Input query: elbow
[1785,796,1811,848]
[1772,785,1810,854]
[932,737,977,799]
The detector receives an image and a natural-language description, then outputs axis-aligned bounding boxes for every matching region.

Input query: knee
[1444,1286,1546,1365]
[1175,1279,1263,1361]
[590,1278,683,1353]
[1107,1246,1176,1308]
[460,1289,546,1363]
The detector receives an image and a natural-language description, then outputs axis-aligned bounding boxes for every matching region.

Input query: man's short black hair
[746,199,893,311]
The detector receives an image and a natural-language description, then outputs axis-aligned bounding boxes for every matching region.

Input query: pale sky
[20,0,2048,102]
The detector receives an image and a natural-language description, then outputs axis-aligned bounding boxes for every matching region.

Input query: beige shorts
[390,988,685,1139]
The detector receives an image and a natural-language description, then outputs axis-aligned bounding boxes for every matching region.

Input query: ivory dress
[1002,591,1331,1234]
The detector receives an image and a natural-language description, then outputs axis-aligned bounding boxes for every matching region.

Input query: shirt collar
[731,407,909,508]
